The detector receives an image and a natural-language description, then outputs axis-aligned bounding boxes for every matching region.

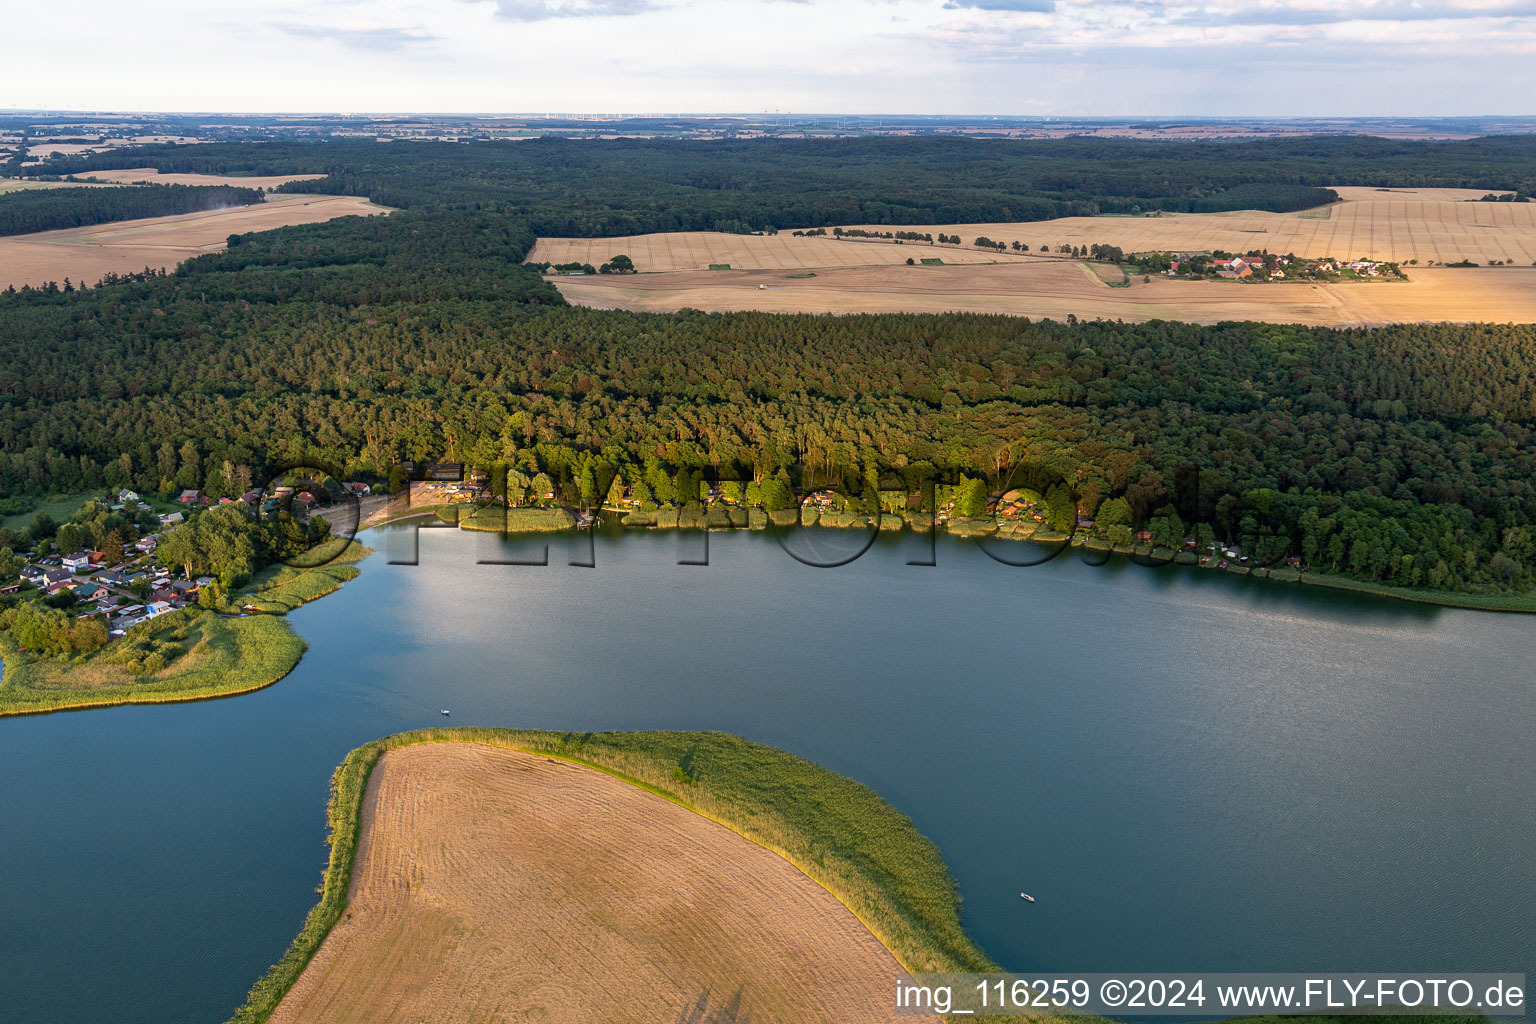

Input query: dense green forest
[2,198,1534,596]
[0,183,265,236]
[27,134,1536,235]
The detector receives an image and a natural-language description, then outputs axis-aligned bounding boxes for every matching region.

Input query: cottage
[41,568,72,588]
[62,550,93,573]
[144,601,174,618]
[179,489,203,504]
[346,482,371,496]
[159,511,184,526]
[117,488,141,504]
[135,536,159,553]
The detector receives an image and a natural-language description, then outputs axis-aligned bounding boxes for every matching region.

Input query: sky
[5,0,1534,116]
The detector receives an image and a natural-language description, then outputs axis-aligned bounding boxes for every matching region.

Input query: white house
[145,601,174,618]
[63,550,93,573]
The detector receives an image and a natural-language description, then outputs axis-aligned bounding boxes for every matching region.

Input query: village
[0,480,372,643]
[1159,251,1407,282]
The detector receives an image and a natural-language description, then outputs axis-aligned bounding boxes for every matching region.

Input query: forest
[0,183,265,236]
[24,134,1536,236]
[2,190,1535,596]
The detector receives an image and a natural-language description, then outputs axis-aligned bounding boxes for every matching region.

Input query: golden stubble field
[536,187,1536,324]
[71,166,327,189]
[268,743,905,1024]
[555,261,1536,326]
[0,194,388,289]
[529,230,1015,272]
[532,187,1536,271]
[834,187,1536,267]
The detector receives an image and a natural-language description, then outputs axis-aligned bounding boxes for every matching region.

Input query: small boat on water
[439,709,451,716]
[1020,893,1036,903]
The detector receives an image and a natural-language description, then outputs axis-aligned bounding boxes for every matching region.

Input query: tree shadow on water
[675,986,750,1024]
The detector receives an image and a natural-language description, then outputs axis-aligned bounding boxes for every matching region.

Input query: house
[1135,529,1154,542]
[41,568,72,588]
[423,462,464,481]
[20,565,46,585]
[63,550,93,573]
[345,482,371,496]
[117,488,140,504]
[194,576,214,588]
[144,601,174,618]
[74,583,104,601]
[168,579,197,596]
[179,489,203,503]
[135,535,159,553]
[159,511,184,526]
[240,489,264,505]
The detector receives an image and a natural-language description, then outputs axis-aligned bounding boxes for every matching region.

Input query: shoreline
[369,502,1536,614]
[0,542,371,718]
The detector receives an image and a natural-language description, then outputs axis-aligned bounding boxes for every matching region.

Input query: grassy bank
[0,611,304,717]
[0,545,371,716]
[226,727,1033,1024]
[237,541,371,614]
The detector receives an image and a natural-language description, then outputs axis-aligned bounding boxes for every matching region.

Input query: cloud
[490,0,663,20]
[943,0,1057,11]
[1192,0,1536,25]
[272,23,439,50]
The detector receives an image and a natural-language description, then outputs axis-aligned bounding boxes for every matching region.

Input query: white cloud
[2,0,1531,114]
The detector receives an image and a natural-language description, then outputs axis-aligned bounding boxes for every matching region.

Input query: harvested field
[267,742,904,1024]
[529,230,1016,273]
[0,194,389,289]
[555,262,1536,326]
[537,188,1536,273]
[0,179,102,194]
[73,166,327,190]
[834,186,1536,266]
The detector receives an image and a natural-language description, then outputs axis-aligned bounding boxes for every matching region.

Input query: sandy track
[553,262,1536,326]
[0,194,388,289]
[268,743,905,1024]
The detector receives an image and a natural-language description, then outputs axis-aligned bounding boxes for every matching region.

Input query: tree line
[0,183,265,236]
[2,199,1534,595]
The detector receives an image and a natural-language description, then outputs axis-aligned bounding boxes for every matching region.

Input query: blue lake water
[1,525,1532,1023]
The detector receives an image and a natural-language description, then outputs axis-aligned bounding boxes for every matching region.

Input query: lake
[1,524,1531,1024]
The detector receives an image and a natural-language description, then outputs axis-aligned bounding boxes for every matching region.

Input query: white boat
[1019,893,1036,903]
[439,709,451,716]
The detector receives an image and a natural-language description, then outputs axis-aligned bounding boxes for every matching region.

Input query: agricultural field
[266,742,907,1024]
[71,166,327,190]
[836,186,1536,266]
[533,187,1536,281]
[538,186,1536,324]
[0,179,104,194]
[553,261,1536,326]
[529,229,1016,272]
[0,193,389,289]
